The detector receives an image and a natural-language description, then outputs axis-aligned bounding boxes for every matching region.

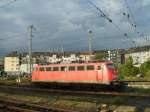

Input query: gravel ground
[0,88,150,112]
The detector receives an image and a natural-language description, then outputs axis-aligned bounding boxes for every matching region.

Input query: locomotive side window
[39,67,45,71]
[77,66,85,71]
[53,67,59,71]
[87,65,94,70]
[98,65,101,70]
[46,67,51,71]
[61,66,67,71]
[68,66,76,71]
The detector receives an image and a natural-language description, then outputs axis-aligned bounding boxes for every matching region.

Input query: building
[4,52,35,75]
[4,50,124,75]
[108,49,125,64]
[127,50,150,67]
[79,52,95,62]
[4,52,20,76]
[0,58,4,69]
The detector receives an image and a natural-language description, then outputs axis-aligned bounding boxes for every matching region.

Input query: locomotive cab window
[39,67,45,71]
[46,67,51,71]
[107,64,114,69]
[77,66,85,71]
[98,65,101,70]
[53,67,59,71]
[87,65,94,70]
[68,66,76,71]
[33,68,38,71]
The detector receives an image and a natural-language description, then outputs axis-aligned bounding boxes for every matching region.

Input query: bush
[145,70,150,80]
[140,60,150,76]
[117,57,140,79]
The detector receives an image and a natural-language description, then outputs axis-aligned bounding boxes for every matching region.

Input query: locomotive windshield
[107,64,115,69]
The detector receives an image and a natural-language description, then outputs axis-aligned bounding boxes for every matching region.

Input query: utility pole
[88,30,92,55]
[28,25,34,76]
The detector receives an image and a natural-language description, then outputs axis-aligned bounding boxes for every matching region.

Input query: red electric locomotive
[32,61,118,85]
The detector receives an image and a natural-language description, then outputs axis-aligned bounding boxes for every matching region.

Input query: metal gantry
[28,25,34,76]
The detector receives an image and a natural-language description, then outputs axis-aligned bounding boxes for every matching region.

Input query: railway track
[0,80,150,97]
[0,85,150,98]
[0,97,77,112]
[120,80,150,88]
[1,80,150,87]
[0,84,150,112]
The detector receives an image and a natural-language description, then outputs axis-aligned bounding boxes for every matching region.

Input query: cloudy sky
[0,0,150,56]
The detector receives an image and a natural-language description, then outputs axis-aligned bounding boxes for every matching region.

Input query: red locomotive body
[32,61,117,85]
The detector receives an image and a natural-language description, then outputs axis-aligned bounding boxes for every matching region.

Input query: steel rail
[0,85,150,98]
[0,103,36,112]
[0,98,77,112]
[1,80,150,86]
[119,80,150,88]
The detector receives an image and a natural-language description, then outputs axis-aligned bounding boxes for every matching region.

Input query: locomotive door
[35,68,39,80]
[97,64,103,81]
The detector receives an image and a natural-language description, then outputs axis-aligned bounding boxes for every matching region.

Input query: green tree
[117,64,126,79]
[94,53,107,61]
[125,56,133,67]
[145,70,150,79]
[117,56,139,79]
[140,60,150,76]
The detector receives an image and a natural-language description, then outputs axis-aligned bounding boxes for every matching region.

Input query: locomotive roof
[34,61,113,67]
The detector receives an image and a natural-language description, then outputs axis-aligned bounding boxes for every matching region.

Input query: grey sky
[0,0,150,56]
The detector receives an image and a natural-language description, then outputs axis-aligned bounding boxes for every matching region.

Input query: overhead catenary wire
[123,0,149,47]
[86,0,112,23]
[124,0,137,29]
[0,0,18,9]
[0,32,26,41]
[0,0,23,48]
[0,0,21,54]
[123,0,139,39]
[86,0,136,47]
